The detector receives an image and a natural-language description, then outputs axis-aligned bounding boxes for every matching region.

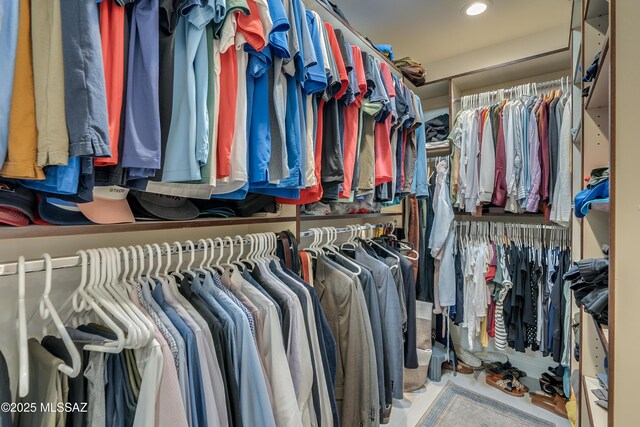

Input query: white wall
[427,25,569,81]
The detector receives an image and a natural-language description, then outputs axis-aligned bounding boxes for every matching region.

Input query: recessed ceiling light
[465,1,488,16]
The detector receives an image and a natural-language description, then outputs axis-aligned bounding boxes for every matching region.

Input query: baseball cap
[39,197,94,226]
[0,182,36,221]
[77,186,135,224]
[127,190,199,221]
[0,207,30,227]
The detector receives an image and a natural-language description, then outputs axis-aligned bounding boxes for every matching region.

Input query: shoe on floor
[473,351,509,364]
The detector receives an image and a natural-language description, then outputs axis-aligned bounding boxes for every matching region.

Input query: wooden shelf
[574,43,582,85]
[0,216,298,240]
[585,35,610,111]
[300,212,401,222]
[593,317,609,356]
[583,375,608,427]
[584,0,609,21]
[589,201,610,213]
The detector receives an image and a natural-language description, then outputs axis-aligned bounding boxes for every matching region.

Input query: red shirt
[217,1,265,179]
[374,62,395,185]
[339,45,366,199]
[96,0,125,166]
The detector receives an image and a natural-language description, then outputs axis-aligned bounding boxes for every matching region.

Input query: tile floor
[388,371,571,426]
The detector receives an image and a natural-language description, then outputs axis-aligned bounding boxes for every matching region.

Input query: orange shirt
[374,62,395,186]
[339,45,367,199]
[217,1,264,179]
[324,22,348,100]
[96,0,125,167]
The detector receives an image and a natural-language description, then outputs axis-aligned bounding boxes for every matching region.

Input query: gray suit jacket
[315,254,378,426]
[355,247,405,400]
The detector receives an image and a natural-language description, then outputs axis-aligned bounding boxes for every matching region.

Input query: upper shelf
[585,35,610,111]
[0,216,298,240]
[584,0,609,21]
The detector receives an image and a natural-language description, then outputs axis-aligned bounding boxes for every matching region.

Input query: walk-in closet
[0,0,634,425]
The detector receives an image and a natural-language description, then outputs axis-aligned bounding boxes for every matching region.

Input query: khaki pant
[32,0,69,167]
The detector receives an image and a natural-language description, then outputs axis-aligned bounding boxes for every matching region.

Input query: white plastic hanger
[196,239,209,275]
[114,246,153,346]
[103,247,148,346]
[90,248,138,348]
[17,256,29,397]
[39,253,82,377]
[325,227,362,275]
[67,250,125,353]
[363,222,400,267]
[171,241,185,281]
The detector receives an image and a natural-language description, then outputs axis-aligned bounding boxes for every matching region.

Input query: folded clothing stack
[574,167,609,218]
[564,256,609,324]
[424,114,450,142]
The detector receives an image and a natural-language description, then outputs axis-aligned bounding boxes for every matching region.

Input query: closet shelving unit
[575,0,611,425]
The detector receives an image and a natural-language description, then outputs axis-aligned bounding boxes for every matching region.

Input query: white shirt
[232,269,303,426]
[551,98,572,226]
[133,338,164,427]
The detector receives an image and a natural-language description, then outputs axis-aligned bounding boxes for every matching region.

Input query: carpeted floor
[417,382,555,427]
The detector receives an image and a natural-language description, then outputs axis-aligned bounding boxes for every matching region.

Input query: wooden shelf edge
[592,316,610,356]
[584,0,610,21]
[299,212,402,221]
[585,34,610,111]
[0,216,298,240]
[582,375,609,427]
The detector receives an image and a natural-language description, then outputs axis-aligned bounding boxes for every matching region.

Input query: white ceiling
[334,0,572,68]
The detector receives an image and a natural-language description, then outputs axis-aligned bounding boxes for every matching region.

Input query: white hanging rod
[455,221,567,230]
[453,77,573,103]
[299,222,393,238]
[0,233,274,277]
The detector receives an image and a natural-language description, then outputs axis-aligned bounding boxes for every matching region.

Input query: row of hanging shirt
[13,234,336,427]
[451,221,573,364]
[298,225,419,426]
[449,78,573,226]
[9,225,420,427]
[2,0,426,206]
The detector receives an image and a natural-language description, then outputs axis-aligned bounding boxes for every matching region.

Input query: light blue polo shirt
[412,99,428,198]
[162,5,214,182]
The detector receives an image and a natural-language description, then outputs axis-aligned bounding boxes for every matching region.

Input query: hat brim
[0,197,34,221]
[39,199,94,226]
[78,198,135,224]
[0,207,29,226]
[136,197,200,221]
